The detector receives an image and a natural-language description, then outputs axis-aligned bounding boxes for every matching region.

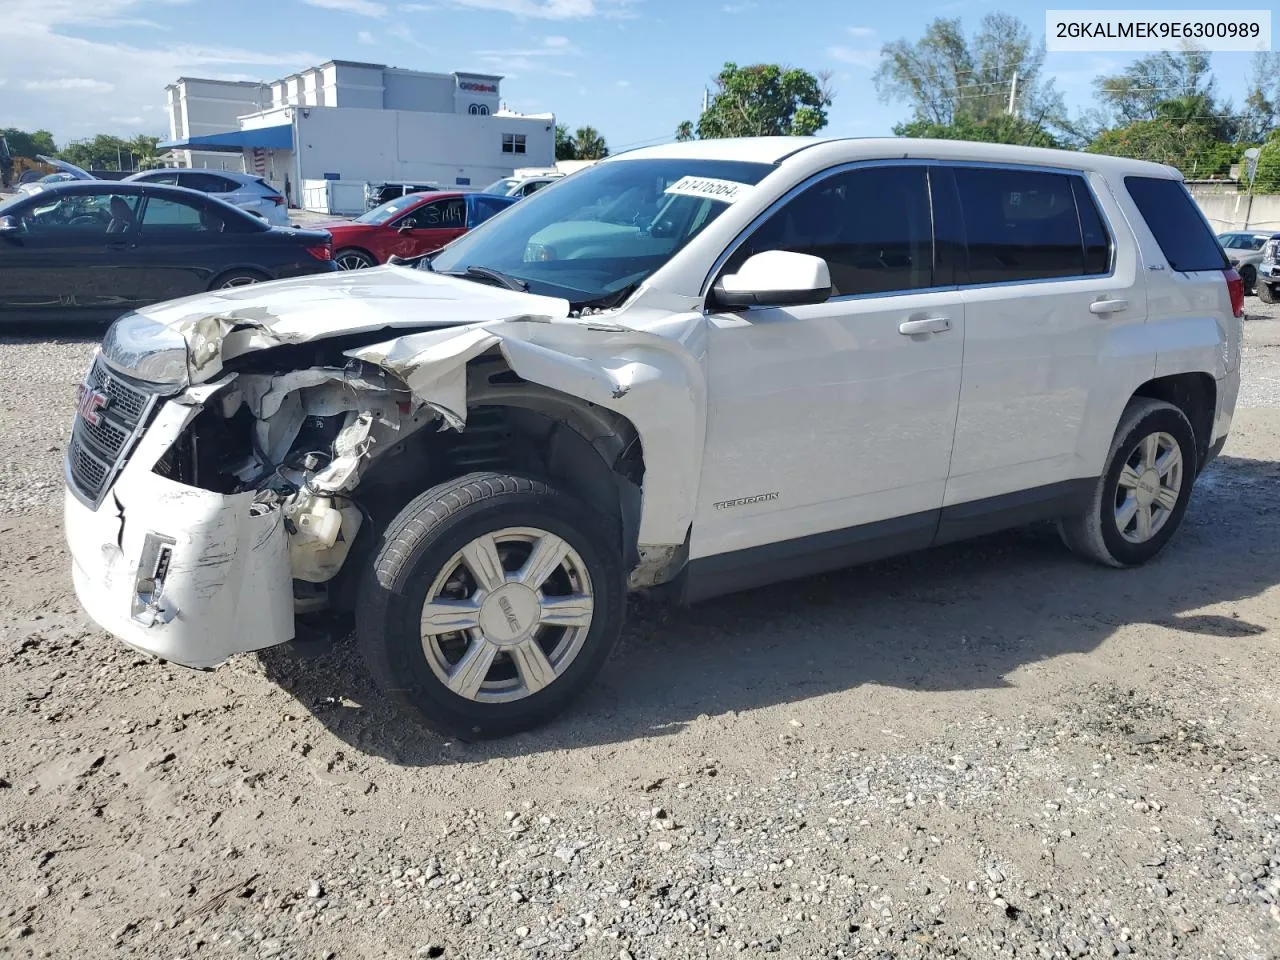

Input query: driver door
[689,164,965,586]
[0,190,143,319]
[389,197,467,258]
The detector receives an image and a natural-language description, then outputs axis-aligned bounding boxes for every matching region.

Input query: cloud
[111,115,146,124]
[615,79,630,87]
[827,46,881,68]
[397,1,435,8]
[24,77,116,92]
[299,0,388,15]
[441,0,633,19]
[388,22,432,50]
[2,2,319,141]
[721,1,756,11]
[846,25,875,37]
[471,34,581,74]
[358,29,376,43]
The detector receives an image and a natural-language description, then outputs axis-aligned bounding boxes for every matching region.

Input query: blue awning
[159,124,293,152]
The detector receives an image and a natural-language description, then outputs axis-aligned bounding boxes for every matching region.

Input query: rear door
[942,164,1145,514]
[131,192,237,301]
[388,196,467,257]
[0,190,143,319]
[466,193,513,229]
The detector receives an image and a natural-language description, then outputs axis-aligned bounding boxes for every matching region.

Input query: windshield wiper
[446,265,528,291]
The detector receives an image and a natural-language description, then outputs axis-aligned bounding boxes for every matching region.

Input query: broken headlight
[101,312,189,387]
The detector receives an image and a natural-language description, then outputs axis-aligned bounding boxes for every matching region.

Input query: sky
[0,0,1268,151]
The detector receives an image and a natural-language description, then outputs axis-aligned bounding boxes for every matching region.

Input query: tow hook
[131,532,178,626]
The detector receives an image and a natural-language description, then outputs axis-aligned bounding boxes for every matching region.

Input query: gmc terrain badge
[713,492,779,511]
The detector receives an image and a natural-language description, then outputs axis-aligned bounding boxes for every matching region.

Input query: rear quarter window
[1124,176,1227,273]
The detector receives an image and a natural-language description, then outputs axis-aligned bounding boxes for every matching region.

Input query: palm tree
[675,120,695,142]
[572,126,609,160]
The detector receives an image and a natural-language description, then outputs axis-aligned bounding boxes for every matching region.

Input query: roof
[159,124,292,152]
[609,136,1182,179]
[13,181,214,200]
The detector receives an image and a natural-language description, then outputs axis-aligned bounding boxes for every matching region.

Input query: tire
[335,248,376,270]
[1059,398,1198,568]
[1240,264,1256,296]
[1259,282,1277,304]
[355,472,626,740]
[211,269,267,290]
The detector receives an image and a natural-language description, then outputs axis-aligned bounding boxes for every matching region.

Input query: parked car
[323,190,516,269]
[364,180,443,212]
[0,181,333,322]
[125,169,290,226]
[64,138,1242,740]
[16,172,77,196]
[1217,231,1273,294]
[483,173,564,199]
[1259,235,1280,303]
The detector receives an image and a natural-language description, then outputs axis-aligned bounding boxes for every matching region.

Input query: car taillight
[305,244,331,261]
[268,195,285,206]
[1224,267,1244,319]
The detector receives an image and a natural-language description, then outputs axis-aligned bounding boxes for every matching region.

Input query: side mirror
[0,215,19,236]
[398,222,415,234]
[712,250,832,309]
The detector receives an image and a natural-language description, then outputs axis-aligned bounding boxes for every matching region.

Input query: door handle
[1089,298,1129,315]
[106,241,133,251]
[898,316,951,336]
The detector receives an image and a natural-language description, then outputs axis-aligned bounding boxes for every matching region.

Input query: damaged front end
[65,288,705,669]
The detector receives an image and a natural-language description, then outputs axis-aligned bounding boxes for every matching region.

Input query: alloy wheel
[1113,431,1183,544]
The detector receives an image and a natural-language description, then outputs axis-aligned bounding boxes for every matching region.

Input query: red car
[324,191,517,270]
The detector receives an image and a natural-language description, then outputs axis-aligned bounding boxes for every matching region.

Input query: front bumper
[65,395,295,668]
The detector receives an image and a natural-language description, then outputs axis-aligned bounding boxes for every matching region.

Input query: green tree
[554,124,577,161]
[1,127,58,158]
[1095,48,1217,125]
[895,113,1060,148]
[1252,130,1280,192]
[572,125,608,160]
[875,13,1061,127]
[1243,51,1280,143]
[679,62,832,140]
[60,134,132,171]
[1087,97,1241,178]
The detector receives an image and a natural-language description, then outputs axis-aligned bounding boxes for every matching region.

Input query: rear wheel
[335,248,376,270]
[1259,281,1277,304]
[356,473,626,739]
[211,269,267,290]
[1059,398,1198,568]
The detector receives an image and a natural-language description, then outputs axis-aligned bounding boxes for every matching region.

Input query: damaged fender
[348,316,708,550]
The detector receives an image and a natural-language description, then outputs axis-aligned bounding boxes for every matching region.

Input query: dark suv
[364,181,443,211]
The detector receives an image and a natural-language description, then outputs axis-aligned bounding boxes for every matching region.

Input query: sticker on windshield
[663,176,752,204]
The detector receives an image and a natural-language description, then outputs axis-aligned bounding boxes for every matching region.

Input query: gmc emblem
[76,384,109,426]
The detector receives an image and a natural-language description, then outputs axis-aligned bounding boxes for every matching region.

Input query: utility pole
[702,87,710,114]
[1007,71,1018,115]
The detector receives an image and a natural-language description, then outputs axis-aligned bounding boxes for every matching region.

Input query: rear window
[1124,176,1227,273]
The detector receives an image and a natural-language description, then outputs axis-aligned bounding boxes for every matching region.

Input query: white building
[160,60,556,212]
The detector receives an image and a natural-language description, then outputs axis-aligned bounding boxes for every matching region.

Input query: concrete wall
[1188,184,1280,234]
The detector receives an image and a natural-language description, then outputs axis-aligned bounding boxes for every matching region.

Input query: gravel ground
[1,303,1279,960]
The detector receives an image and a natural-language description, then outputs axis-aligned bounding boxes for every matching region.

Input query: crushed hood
[130,265,573,378]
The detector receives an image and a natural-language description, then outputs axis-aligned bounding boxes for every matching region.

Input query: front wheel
[356,473,626,739]
[1259,281,1277,304]
[1059,398,1198,567]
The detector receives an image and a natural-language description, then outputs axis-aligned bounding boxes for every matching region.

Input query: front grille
[66,355,159,507]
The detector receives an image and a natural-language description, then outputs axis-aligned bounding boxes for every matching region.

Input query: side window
[954,167,1089,283]
[727,165,934,297]
[177,171,225,193]
[143,171,179,186]
[21,193,139,234]
[417,198,466,228]
[1071,178,1112,275]
[140,196,221,232]
[469,195,510,226]
[1124,176,1228,273]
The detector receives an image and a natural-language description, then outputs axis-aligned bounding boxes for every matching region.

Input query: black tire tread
[1059,398,1195,568]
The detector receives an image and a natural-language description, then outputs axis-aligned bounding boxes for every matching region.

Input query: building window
[502,133,526,155]
[468,103,489,116]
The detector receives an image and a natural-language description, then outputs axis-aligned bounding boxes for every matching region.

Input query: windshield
[356,196,422,225]
[432,158,774,303]
[484,178,520,195]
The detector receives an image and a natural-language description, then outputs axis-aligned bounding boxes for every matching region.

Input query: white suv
[124,169,289,226]
[64,138,1243,738]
